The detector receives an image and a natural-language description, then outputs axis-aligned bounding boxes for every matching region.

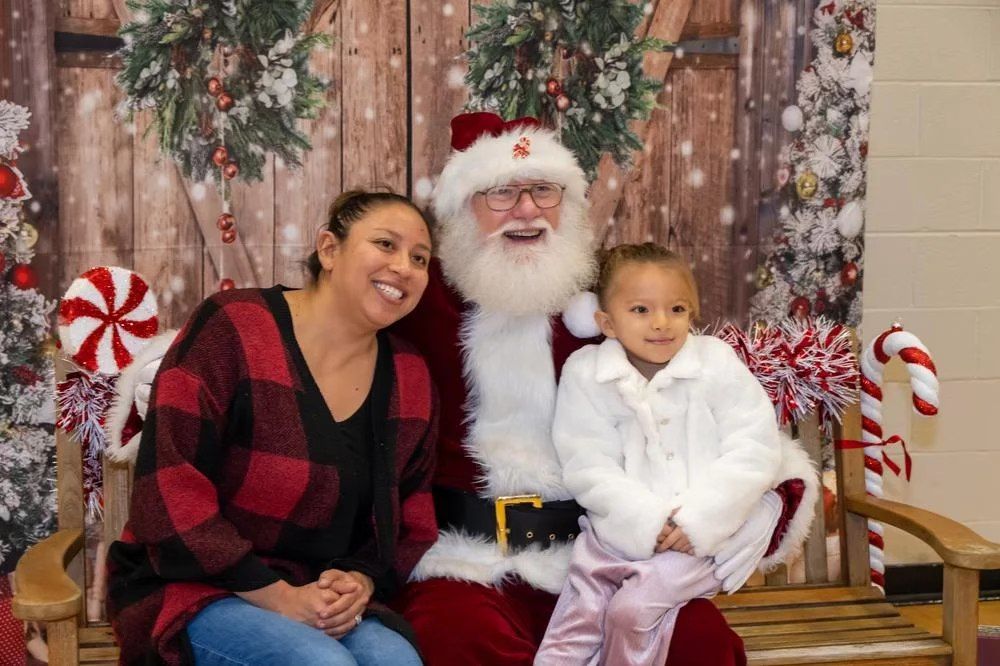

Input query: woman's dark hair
[595,242,701,320]
[305,189,432,282]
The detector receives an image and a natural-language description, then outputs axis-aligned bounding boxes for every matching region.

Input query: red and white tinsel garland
[715,317,859,433]
[856,323,938,592]
[55,371,118,517]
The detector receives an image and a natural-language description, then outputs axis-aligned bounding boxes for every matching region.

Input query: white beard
[435,199,597,316]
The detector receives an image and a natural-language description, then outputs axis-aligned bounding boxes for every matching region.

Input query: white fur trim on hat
[432,125,588,225]
[562,291,601,338]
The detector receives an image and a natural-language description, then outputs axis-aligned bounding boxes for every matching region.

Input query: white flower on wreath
[809,135,845,178]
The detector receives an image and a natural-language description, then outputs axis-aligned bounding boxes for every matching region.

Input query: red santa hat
[431,112,589,225]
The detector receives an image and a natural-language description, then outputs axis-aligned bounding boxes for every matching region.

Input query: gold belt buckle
[495,494,543,555]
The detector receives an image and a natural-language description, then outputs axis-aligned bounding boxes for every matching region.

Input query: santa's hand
[713,490,782,593]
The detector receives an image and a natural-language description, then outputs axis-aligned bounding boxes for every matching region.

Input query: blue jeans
[186,596,422,665]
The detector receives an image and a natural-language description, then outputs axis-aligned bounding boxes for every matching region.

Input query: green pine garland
[116,0,330,184]
[465,0,668,179]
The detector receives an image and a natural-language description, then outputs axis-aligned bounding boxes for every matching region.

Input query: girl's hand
[655,511,695,554]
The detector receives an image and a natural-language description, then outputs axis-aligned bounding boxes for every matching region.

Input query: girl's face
[319,202,432,330]
[595,262,695,367]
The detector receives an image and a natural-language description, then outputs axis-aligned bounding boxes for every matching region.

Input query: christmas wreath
[464,0,667,179]
[116,0,330,185]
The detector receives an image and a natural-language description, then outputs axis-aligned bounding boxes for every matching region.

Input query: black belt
[433,486,584,553]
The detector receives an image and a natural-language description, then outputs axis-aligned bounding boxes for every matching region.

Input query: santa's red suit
[391,260,783,666]
[388,113,814,666]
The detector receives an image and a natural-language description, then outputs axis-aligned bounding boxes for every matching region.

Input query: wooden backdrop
[2,0,820,329]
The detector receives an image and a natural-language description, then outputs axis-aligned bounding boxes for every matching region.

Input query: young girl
[535,243,814,665]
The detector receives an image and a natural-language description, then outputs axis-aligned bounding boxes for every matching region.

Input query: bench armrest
[12,528,84,622]
[845,494,1000,570]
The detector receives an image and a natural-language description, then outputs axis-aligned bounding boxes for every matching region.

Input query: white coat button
[666,452,674,460]
[659,418,670,425]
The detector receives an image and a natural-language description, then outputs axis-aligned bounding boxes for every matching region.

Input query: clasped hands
[275,569,374,638]
[654,509,694,555]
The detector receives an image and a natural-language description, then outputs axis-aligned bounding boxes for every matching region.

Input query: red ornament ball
[841,261,859,286]
[219,278,236,291]
[0,164,18,198]
[221,228,238,244]
[211,146,229,166]
[545,78,562,96]
[555,94,571,112]
[790,296,811,319]
[216,213,236,231]
[222,161,239,180]
[216,92,235,112]
[207,77,224,97]
[9,263,37,289]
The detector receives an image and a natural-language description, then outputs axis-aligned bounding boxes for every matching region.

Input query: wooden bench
[13,359,1000,665]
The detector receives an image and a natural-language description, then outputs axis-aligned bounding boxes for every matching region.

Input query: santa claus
[107,112,815,666]
[390,112,816,666]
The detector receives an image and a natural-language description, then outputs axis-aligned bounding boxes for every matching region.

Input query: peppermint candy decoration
[58,267,159,375]
[858,322,939,592]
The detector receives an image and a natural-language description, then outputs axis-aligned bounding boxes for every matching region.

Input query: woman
[107,191,439,665]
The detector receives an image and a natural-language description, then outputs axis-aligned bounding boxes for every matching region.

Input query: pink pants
[535,518,722,666]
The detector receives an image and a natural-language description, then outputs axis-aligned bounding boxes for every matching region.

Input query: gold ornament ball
[796,170,819,199]
[754,265,774,289]
[834,31,854,55]
[18,222,39,250]
[543,31,554,42]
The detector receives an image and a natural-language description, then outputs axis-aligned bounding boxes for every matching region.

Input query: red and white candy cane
[859,323,938,591]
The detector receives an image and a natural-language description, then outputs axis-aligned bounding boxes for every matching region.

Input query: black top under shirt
[270,286,384,569]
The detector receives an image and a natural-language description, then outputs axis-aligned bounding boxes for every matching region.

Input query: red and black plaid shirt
[107,287,438,665]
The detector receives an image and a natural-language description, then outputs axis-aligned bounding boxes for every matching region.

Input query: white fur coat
[553,336,819,567]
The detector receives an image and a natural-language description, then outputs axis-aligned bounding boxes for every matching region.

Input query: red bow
[450,112,541,151]
[836,436,912,481]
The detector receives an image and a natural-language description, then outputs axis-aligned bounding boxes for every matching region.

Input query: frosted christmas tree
[750,0,874,326]
[0,99,56,573]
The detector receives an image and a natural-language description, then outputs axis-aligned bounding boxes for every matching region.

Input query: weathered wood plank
[55,16,119,36]
[743,626,931,651]
[225,157,276,290]
[942,565,979,666]
[609,80,673,247]
[746,638,951,666]
[0,0,61,294]
[274,9,342,288]
[836,400,871,587]
[340,0,408,192]
[409,0,470,206]
[799,414,830,584]
[588,0,693,234]
[665,66,738,322]
[736,615,913,638]
[717,584,883,609]
[63,0,116,20]
[722,601,901,626]
[131,113,203,329]
[56,66,133,288]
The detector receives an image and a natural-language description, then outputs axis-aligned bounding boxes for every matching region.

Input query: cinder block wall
[865,0,1000,563]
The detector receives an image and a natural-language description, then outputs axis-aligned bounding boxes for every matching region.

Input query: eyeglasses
[476,182,565,212]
